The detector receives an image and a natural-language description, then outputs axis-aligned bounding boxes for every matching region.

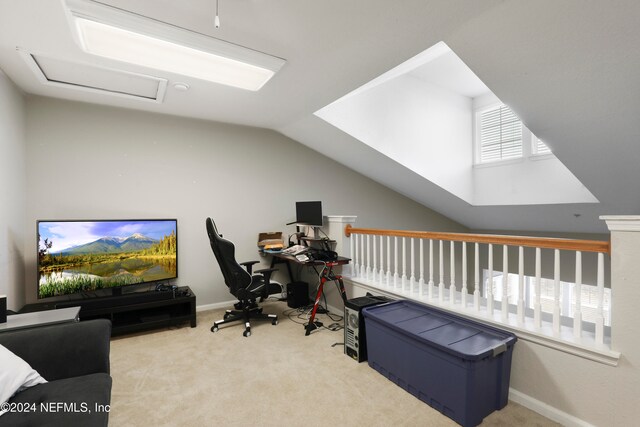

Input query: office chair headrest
[206,217,221,238]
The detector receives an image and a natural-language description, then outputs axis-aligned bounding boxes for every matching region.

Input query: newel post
[325,215,357,276]
[601,216,640,352]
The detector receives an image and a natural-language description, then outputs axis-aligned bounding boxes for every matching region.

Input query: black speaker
[0,295,6,324]
[286,281,309,308]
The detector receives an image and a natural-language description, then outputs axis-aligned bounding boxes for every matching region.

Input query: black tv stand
[20,286,196,336]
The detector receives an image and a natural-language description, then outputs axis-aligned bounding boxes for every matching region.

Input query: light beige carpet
[110,301,559,427]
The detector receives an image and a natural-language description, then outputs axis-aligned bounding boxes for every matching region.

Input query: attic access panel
[20,51,167,102]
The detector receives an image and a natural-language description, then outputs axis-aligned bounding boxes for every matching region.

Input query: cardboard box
[258,232,284,250]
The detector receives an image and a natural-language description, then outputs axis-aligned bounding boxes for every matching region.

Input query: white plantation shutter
[533,135,552,154]
[479,105,522,162]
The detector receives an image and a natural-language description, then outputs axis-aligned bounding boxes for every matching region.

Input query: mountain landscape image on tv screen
[37,220,177,298]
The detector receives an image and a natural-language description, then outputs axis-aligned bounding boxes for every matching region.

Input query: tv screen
[296,201,323,226]
[37,219,177,299]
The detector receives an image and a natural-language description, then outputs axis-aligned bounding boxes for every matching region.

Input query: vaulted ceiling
[1,0,639,233]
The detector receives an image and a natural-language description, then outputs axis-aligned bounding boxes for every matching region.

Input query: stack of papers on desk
[282,245,308,255]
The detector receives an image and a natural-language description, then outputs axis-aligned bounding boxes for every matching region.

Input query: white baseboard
[509,388,594,427]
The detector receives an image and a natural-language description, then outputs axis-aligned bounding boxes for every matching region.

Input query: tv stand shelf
[20,286,196,336]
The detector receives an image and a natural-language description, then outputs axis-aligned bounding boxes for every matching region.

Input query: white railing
[344,225,613,361]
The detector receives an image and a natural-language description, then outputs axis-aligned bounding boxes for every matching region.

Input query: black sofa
[0,319,112,427]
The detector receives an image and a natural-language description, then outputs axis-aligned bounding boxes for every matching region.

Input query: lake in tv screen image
[38,220,177,298]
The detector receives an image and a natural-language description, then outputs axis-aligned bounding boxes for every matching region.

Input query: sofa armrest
[0,319,111,381]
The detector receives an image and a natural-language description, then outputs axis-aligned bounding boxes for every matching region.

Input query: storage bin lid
[345,295,393,310]
[362,300,516,361]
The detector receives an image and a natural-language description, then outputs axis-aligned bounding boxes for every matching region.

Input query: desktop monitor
[295,201,323,226]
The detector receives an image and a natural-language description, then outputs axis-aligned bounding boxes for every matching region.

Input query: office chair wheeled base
[211,304,278,337]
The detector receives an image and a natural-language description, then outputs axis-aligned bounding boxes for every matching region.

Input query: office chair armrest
[240,260,260,274]
[254,267,278,283]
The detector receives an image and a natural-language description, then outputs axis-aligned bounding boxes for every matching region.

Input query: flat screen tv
[37,219,177,299]
[295,201,323,226]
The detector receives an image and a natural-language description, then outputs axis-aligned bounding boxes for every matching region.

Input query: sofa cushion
[0,373,112,427]
[0,319,111,382]
[0,344,47,408]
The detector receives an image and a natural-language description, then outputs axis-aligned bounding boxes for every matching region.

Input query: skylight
[64,0,285,91]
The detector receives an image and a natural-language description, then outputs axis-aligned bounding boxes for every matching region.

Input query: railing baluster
[351,233,358,277]
[379,234,385,286]
[402,237,407,290]
[419,239,425,297]
[553,249,561,334]
[502,244,509,321]
[461,241,468,307]
[518,246,525,325]
[372,235,377,283]
[410,238,416,294]
[439,240,444,304]
[487,244,494,316]
[386,236,391,287]
[360,234,365,278]
[474,242,480,311]
[393,236,399,289]
[574,251,582,339]
[428,239,434,301]
[450,241,455,306]
[366,235,371,281]
[595,253,605,345]
[534,247,542,329]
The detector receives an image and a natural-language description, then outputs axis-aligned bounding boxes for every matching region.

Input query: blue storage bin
[362,300,517,427]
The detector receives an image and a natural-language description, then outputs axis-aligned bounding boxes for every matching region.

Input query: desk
[270,253,350,335]
[0,307,80,333]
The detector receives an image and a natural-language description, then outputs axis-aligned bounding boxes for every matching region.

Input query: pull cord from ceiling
[215,0,221,29]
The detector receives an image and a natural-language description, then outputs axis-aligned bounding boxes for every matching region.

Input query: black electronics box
[286,281,309,308]
[344,295,394,362]
[0,295,6,323]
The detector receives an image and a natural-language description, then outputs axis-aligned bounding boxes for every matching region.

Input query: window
[475,103,554,164]
[532,135,552,155]
[477,104,523,163]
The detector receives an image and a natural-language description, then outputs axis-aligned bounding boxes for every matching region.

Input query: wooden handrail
[344,225,610,254]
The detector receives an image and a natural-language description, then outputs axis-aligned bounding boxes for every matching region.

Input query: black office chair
[206,218,279,337]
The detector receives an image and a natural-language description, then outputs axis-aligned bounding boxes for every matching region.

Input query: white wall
[24,96,466,306]
[316,74,474,202]
[0,71,26,311]
[473,157,598,205]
